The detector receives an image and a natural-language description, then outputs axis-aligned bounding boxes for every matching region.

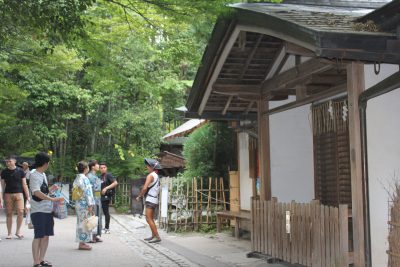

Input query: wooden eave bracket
[262,58,336,94]
[285,42,315,57]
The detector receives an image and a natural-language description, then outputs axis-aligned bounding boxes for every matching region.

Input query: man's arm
[22,178,30,202]
[101,174,118,195]
[32,190,63,202]
[1,179,5,202]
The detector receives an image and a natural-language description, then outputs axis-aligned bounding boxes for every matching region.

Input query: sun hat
[144,158,162,170]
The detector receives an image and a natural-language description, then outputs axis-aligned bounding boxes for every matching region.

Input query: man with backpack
[99,162,118,234]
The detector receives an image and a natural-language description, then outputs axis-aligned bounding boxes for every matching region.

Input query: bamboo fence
[159,177,229,232]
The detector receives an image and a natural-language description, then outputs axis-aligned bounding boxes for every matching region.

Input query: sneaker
[104,229,110,234]
[148,237,161,243]
[144,236,154,241]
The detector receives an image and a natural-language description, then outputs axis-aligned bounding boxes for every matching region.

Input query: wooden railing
[251,198,350,267]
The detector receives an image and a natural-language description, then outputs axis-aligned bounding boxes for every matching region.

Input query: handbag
[83,214,98,231]
[32,180,50,202]
[52,200,68,219]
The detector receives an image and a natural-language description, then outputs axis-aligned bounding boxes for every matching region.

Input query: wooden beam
[285,42,315,57]
[213,84,261,95]
[185,111,257,121]
[296,86,307,101]
[222,96,233,115]
[264,45,286,80]
[262,58,334,93]
[347,62,365,267]
[258,100,271,201]
[266,84,346,115]
[239,34,263,80]
[199,27,241,115]
[245,101,255,114]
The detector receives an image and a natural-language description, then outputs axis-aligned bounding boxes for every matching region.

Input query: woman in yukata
[73,161,95,250]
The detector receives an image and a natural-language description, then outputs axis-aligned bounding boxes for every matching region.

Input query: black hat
[144,158,162,170]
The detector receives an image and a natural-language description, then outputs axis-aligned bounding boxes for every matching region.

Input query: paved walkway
[0,209,289,267]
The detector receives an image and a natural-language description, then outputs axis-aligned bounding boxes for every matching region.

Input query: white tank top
[145,172,159,204]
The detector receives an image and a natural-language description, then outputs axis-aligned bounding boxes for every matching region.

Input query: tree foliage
[0,0,268,178]
[182,122,236,180]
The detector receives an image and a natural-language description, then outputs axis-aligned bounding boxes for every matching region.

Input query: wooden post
[258,99,271,201]
[347,62,365,267]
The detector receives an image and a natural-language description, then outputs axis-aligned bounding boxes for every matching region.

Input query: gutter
[359,70,400,267]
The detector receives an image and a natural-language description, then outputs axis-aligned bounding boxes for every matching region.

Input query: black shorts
[31,212,54,239]
[145,201,158,210]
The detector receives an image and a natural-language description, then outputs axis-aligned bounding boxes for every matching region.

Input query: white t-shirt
[29,170,53,214]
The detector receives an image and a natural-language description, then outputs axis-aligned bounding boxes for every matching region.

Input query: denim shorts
[145,201,158,210]
[31,212,54,239]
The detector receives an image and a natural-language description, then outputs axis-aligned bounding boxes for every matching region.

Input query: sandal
[40,260,53,266]
[148,237,161,243]
[144,236,154,241]
[15,233,24,239]
[78,244,92,250]
[6,235,12,240]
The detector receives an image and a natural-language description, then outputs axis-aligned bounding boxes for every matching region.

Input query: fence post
[339,204,349,267]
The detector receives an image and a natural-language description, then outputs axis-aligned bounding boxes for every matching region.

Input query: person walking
[30,152,64,267]
[136,158,162,243]
[99,162,117,234]
[1,155,30,239]
[73,161,95,250]
[87,159,102,243]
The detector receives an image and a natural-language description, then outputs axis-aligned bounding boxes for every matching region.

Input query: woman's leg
[145,208,159,238]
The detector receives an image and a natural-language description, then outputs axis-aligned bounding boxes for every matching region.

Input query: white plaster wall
[365,64,400,267]
[238,132,252,210]
[269,104,314,203]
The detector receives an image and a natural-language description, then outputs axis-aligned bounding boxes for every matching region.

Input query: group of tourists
[0,152,162,267]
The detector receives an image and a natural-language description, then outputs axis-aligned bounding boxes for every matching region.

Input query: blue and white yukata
[73,173,95,243]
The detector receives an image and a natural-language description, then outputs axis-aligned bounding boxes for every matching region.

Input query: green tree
[183,122,236,180]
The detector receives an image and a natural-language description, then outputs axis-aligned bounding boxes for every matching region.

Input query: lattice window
[312,99,352,207]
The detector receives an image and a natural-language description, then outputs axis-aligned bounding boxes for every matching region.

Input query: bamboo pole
[207,177,211,224]
[185,180,189,231]
[174,180,178,232]
[194,178,198,230]
[221,178,226,211]
[192,177,195,229]
[200,178,203,226]
[215,178,219,214]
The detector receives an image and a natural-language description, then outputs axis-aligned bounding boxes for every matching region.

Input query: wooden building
[186,0,400,266]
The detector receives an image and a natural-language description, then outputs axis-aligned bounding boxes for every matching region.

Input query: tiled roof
[232,3,392,34]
